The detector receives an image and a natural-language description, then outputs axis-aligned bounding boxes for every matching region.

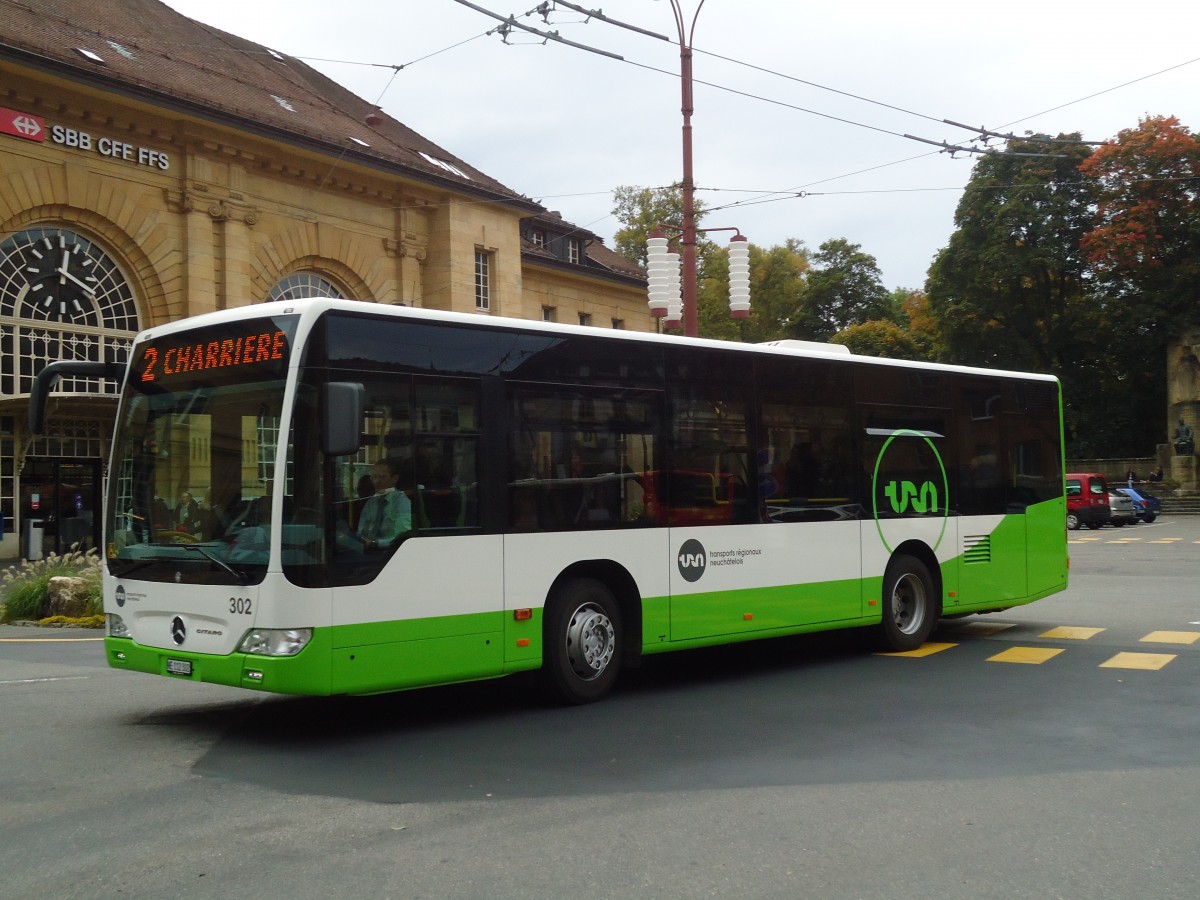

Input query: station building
[0,0,650,561]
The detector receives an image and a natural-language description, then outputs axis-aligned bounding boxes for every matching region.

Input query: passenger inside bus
[784,440,821,498]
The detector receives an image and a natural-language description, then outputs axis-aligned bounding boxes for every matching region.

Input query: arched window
[0,226,139,396]
[268,272,345,302]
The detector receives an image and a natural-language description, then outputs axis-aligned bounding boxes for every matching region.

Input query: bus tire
[541,578,622,704]
[877,554,939,652]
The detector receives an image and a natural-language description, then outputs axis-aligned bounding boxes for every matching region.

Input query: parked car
[1066,472,1111,530]
[1115,486,1161,523]
[1107,490,1138,526]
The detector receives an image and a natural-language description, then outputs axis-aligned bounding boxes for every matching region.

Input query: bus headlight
[107,614,131,638]
[237,628,312,657]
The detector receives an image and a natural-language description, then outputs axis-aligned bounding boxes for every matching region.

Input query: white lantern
[645,232,671,318]
[728,234,750,319]
[665,250,682,327]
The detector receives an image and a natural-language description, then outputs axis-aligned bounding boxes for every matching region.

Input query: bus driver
[356,458,412,549]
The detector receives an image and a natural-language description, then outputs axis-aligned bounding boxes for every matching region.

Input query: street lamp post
[454,0,746,335]
[672,0,702,338]
[654,0,748,338]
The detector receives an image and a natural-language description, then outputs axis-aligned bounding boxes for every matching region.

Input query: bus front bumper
[104,631,332,695]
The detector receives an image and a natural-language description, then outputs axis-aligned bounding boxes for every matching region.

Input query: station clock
[0,227,133,326]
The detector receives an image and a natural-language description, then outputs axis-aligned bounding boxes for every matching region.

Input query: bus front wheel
[877,555,939,652]
[541,578,622,704]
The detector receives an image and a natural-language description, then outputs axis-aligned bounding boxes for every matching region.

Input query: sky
[161,0,1199,291]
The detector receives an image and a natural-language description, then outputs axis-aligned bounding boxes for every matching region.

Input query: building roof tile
[3,0,646,282]
[0,0,534,205]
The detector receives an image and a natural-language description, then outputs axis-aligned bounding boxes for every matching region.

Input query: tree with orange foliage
[1079,115,1200,330]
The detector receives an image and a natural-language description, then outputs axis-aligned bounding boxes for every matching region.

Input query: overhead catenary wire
[451,0,625,60]
[181,1,1200,186]
[997,54,1200,131]
[451,0,1083,160]
[445,2,1200,188]
[179,2,1200,256]
[386,4,1200,243]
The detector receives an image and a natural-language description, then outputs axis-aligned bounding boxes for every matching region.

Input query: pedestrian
[175,489,201,534]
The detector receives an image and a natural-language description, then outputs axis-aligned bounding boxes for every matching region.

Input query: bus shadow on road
[176,630,877,801]
[178,626,1195,803]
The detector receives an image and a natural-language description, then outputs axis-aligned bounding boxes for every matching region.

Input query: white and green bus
[32,298,1068,703]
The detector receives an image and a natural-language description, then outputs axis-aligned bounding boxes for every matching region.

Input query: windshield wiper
[179,544,248,585]
[110,559,160,579]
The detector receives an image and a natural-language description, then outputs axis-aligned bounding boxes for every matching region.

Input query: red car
[1066,472,1111,530]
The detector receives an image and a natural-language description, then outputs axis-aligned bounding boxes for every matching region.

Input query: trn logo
[871,429,950,554]
[884,480,939,515]
[677,538,706,582]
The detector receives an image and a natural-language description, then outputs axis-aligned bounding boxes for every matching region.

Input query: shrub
[0,548,103,623]
[38,614,105,628]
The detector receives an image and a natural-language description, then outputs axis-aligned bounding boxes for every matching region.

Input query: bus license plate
[166,659,193,676]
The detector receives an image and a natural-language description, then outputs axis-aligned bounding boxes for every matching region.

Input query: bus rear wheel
[541,578,622,704]
[877,555,939,652]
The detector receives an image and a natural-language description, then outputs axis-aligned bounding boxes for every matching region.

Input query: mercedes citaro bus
[30,299,1068,703]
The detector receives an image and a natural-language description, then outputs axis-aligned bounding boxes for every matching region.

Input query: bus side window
[414,378,480,530]
[508,385,660,532]
[668,386,753,526]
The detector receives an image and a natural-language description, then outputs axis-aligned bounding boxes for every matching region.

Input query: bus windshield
[104,314,298,584]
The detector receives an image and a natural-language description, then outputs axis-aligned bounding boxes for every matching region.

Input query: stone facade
[1166,331,1200,491]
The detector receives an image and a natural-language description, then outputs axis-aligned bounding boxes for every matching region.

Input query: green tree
[926,135,1097,373]
[831,320,923,359]
[697,239,810,342]
[922,135,1148,454]
[897,289,944,360]
[792,239,891,341]
[610,184,714,268]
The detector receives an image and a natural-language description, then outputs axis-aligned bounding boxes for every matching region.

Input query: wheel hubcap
[892,572,926,635]
[565,603,615,681]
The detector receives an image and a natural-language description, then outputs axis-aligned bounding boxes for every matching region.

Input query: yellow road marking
[1040,626,1105,640]
[1140,631,1200,645]
[988,647,1064,664]
[1149,538,1183,544]
[876,642,956,658]
[1100,652,1176,670]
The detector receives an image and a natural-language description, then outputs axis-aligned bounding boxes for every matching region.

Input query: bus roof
[135,297,1060,385]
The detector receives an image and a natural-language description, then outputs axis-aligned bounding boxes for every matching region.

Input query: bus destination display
[135,317,297,385]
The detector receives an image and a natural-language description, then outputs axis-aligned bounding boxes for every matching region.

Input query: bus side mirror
[321,382,365,457]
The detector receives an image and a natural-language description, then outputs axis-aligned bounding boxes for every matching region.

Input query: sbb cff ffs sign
[0,106,46,142]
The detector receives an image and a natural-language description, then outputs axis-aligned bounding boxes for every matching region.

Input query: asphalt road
[2,518,1199,899]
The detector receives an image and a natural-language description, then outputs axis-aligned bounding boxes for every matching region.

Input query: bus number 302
[229,597,252,615]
